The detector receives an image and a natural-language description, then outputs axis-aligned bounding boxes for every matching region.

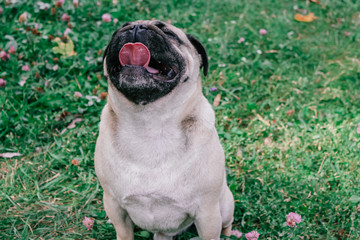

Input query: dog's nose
[130,24,148,42]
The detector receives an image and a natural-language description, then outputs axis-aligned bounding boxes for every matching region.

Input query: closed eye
[162,29,177,38]
[121,22,131,28]
[154,22,166,29]
[154,22,183,44]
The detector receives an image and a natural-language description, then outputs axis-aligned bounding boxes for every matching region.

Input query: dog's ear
[186,34,208,76]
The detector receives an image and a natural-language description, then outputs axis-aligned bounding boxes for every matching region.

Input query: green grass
[1,0,359,239]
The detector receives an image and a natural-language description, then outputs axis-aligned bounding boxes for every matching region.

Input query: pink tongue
[119,43,159,74]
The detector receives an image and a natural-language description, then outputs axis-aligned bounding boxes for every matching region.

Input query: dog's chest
[112,159,197,232]
[107,122,198,231]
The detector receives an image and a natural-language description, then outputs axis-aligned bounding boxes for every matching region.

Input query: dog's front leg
[103,192,134,240]
[194,203,222,240]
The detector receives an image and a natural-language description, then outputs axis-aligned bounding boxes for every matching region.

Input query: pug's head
[103,20,208,105]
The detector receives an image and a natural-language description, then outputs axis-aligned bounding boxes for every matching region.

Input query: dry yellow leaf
[294,13,318,22]
[52,37,77,57]
[213,94,221,107]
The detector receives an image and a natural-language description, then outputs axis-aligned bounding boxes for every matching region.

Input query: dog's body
[95,20,234,240]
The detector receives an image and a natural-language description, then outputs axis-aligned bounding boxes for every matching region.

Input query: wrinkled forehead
[121,20,187,38]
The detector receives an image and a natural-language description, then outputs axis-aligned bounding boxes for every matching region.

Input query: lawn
[1,0,359,239]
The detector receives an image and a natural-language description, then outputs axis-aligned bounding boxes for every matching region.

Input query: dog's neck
[107,78,203,127]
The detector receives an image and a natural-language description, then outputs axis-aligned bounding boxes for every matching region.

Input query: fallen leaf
[310,0,320,4]
[51,7,56,15]
[213,94,221,107]
[32,28,41,36]
[35,72,41,79]
[67,118,83,129]
[56,111,70,121]
[36,87,44,93]
[52,37,77,57]
[256,177,264,185]
[100,92,108,100]
[19,12,27,23]
[338,229,345,239]
[286,109,295,116]
[0,152,22,158]
[294,13,318,22]
[256,114,270,126]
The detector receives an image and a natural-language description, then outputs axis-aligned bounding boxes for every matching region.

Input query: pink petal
[0,78,6,87]
[259,29,267,35]
[245,231,259,240]
[74,91,83,98]
[82,217,94,230]
[22,64,30,71]
[231,230,243,238]
[286,212,302,227]
[8,46,16,54]
[61,13,70,21]
[64,28,71,36]
[52,65,59,71]
[67,118,83,129]
[102,13,111,22]
[0,50,10,60]
[19,77,27,86]
[237,37,245,43]
[357,122,360,134]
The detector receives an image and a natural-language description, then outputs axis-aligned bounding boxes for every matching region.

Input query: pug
[95,20,234,240]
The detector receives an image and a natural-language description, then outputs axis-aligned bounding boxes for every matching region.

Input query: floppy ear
[186,34,208,76]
